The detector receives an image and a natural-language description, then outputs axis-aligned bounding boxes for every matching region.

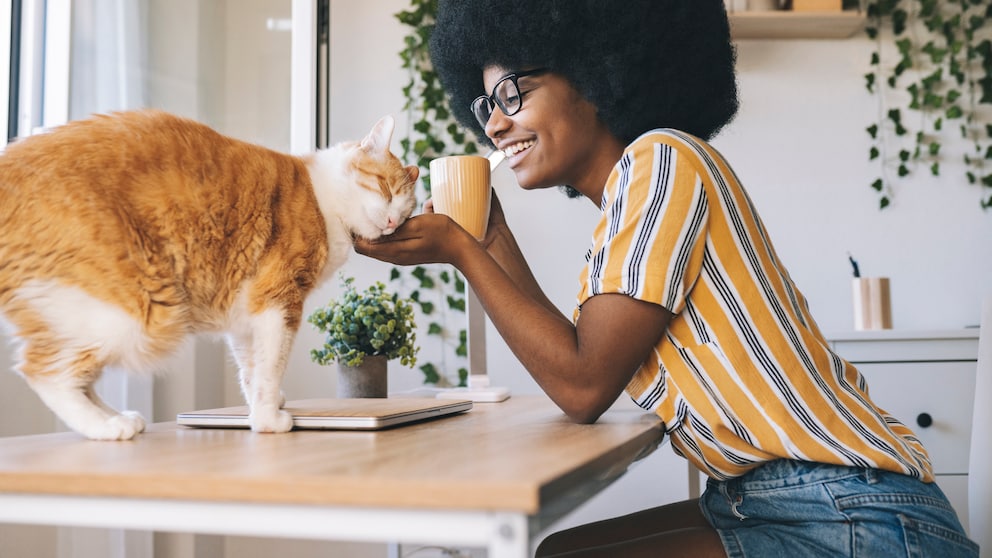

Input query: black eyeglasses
[470,68,548,130]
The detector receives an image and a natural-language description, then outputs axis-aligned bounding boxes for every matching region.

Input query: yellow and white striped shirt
[575,129,933,481]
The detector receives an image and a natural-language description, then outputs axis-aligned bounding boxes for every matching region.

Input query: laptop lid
[177,398,472,431]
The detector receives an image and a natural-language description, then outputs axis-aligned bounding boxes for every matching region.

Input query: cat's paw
[249,407,294,433]
[121,410,147,434]
[82,412,147,441]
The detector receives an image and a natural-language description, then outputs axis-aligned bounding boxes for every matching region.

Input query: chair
[970,294,992,556]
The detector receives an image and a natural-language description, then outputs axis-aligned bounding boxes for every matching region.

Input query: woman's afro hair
[429,0,739,145]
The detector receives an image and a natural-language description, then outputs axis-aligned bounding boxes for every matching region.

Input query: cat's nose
[386,216,398,229]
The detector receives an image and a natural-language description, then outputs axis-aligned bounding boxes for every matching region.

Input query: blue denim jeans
[699,459,978,557]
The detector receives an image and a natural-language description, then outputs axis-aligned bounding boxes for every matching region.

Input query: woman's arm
[355,214,671,422]
[476,194,560,316]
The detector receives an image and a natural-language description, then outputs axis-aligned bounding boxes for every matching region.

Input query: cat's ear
[404,165,420,184]
[360,115,395,155]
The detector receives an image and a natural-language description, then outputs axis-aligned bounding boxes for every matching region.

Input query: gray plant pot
[337,355,388,398]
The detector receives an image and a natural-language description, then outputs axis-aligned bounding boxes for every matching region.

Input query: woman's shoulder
[622,128,725,178]
[626,128,714,157]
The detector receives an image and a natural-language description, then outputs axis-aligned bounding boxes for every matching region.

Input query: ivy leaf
[447,295,465,312]
[870,146,880,160]
[871,178,884,192]
[892,10,909,35]
[978,74,992,104]
[428,322,443,335]
[879,196,891,210]
[866,124,878,139]
[413,119,431,134]
[419,363,440,384]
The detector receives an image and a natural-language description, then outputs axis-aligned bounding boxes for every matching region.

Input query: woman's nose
[484,107,512,139]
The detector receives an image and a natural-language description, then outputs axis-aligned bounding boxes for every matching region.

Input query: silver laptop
[177,398,472,431]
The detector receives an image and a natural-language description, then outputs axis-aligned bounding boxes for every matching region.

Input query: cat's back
[1,109,287,186]
[0,110,309,223]
[0,110,324,327]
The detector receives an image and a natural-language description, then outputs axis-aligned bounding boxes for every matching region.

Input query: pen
[848,253,861,278]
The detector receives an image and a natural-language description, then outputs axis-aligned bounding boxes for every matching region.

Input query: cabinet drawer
[832,336,979,362]
[857,361,975,475]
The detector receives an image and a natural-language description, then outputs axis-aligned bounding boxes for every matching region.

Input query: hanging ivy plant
[864,0,992,210]
[393,0,480,387]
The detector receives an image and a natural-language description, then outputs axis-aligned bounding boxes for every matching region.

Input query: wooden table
[0,396,664,557]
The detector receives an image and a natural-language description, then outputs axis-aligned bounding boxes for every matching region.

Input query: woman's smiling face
[480,66,621,199]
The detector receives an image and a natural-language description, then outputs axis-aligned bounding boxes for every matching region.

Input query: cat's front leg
[242,308,295,433]
[27,376,145,440]
[227,332,287,416]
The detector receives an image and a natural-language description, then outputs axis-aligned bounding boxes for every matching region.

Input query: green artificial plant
[864,0,992,209]
[308,277,418,368]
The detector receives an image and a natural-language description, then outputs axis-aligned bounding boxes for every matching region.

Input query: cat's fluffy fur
[0,110,418,440]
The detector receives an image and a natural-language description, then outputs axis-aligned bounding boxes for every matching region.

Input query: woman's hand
[481,191,508,249]
[354,213,473,267]
[422,190,508,250]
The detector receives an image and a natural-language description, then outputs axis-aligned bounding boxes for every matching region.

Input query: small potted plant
[308,277,418,398]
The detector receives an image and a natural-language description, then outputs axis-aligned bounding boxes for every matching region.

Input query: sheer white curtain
[68,0,148,119]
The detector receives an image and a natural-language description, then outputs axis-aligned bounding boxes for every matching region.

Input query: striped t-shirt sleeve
[585,137,708,314]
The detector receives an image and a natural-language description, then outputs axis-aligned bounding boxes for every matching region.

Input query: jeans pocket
[899,514,979,558]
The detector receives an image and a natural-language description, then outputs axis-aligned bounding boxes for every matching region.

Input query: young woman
[355,1,978,556]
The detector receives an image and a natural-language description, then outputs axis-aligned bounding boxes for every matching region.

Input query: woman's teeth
[504,140,535,157]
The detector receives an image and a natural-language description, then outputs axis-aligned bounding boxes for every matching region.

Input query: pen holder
[852,277,892,330]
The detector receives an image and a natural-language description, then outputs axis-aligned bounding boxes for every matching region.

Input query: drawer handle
[916,413,933,428]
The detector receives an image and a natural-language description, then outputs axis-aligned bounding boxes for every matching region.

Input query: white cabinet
[827,329,980,531]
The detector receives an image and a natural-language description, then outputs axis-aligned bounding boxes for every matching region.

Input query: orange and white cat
[0,110,418,440]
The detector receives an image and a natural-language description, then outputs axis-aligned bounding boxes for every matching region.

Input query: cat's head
[308,115,419,240]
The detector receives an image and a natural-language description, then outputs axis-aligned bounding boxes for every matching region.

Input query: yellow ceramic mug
[429,155,491,241]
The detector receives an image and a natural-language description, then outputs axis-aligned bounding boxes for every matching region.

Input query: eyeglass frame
[470,68,549,130]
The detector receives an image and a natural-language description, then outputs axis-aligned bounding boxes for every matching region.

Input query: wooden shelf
[729,10,867,40]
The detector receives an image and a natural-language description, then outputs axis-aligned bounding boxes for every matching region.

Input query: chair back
[970,294,992,556]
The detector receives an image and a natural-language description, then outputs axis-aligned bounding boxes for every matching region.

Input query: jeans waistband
[709,459,874,493]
